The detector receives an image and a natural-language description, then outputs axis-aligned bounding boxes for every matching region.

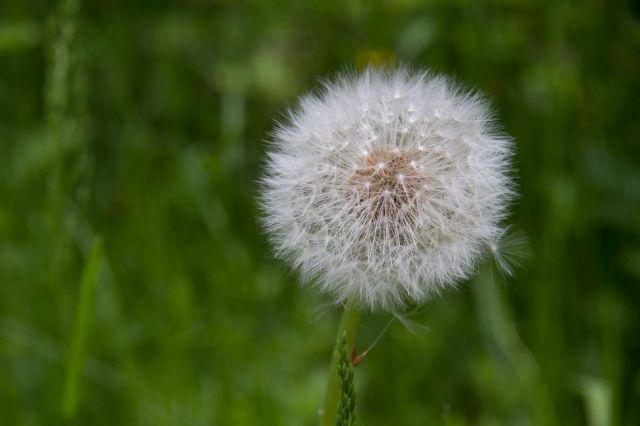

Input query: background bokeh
[1,0,639,424]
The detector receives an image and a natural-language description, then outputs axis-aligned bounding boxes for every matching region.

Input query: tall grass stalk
[45,0,86,331]
[321,304,360,426]
[336,332,357,426]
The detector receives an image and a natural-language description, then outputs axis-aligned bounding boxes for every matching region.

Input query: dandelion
[260,67,515,311]
[260,66,517,425]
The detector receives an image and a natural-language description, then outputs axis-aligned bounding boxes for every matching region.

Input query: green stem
[321,303,361,426]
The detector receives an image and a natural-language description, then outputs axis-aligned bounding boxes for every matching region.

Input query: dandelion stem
[321,303,360,426]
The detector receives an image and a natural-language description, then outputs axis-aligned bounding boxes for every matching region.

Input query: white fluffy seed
[260,67,515,311]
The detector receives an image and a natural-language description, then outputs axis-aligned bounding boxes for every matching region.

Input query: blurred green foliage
[1,0,639,424]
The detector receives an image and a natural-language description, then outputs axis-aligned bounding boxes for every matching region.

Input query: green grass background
[1,0,639,424]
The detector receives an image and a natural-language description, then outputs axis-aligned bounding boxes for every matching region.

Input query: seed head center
[348,149,425,220]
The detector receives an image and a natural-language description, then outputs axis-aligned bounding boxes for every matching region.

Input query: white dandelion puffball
[260,67,514,311]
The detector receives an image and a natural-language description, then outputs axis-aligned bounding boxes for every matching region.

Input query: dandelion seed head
[260,67,515,311]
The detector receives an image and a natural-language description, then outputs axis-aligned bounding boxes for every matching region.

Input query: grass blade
[61,237,103,419]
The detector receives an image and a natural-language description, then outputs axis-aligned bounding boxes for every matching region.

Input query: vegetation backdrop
[1,0,639,424]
